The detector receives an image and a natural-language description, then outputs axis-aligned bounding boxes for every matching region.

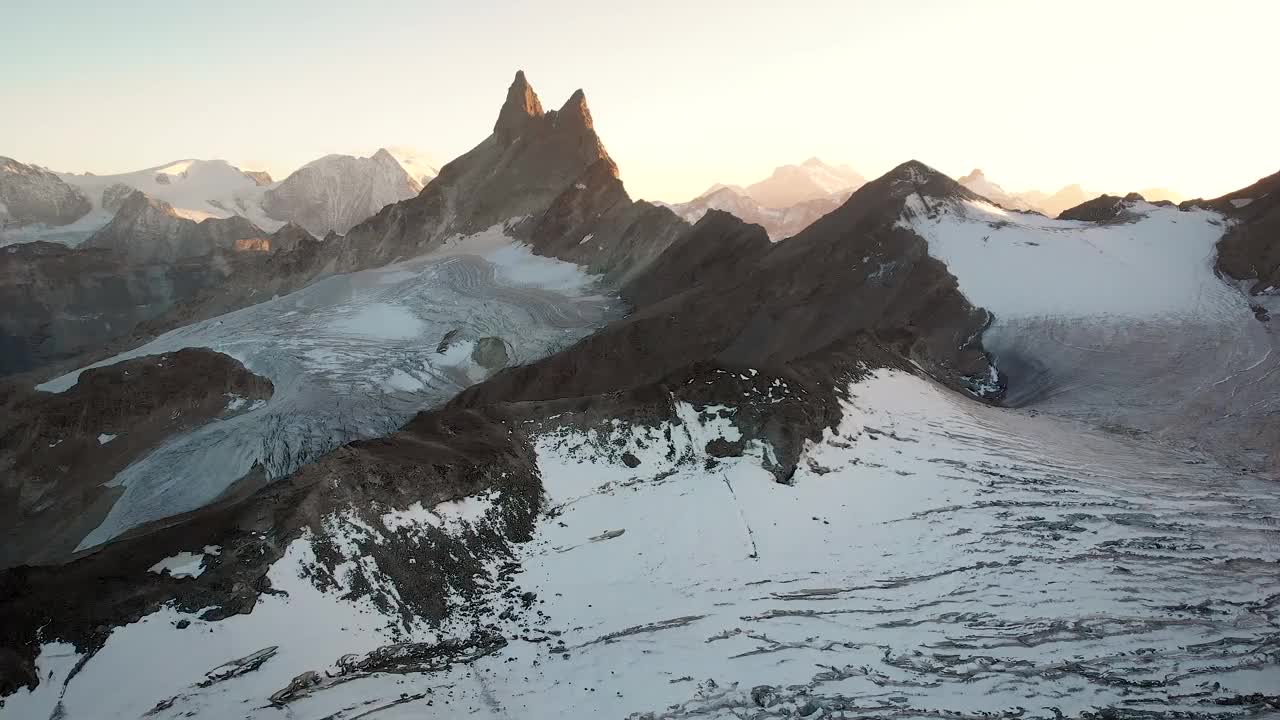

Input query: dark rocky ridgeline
[82,190,269,263]
[0,222,323,378]
[0,349,274,570]
[0,157,91,229]
[240,170,273,187]
[1197,169,1280,294]
[0,402,543,698]
[0,157,1001,697]
[1055,191,1174,223]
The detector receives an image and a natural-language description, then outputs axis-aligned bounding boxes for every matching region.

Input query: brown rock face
[240,170,273,186]
[0,348,273,569]
[493,70,546,141]
[0,222,322,379]
[1203,169,1280,293]
[1057,193,1132,222]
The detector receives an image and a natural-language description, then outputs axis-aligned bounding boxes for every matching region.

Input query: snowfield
[9,370,1279,719]
[900,195,1280,470]
[37,225,622,550]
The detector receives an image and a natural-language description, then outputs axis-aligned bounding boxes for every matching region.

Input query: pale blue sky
[3,0,1274,201]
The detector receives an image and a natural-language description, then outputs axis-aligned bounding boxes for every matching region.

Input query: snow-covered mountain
[955,168,1039,212]
[261,149,422,237]
[383,146,439,187]
[743,156,865,208]
[0,156,92,234]
[661,185,849,240]
[0,150,433,247]
[661,158,864,239]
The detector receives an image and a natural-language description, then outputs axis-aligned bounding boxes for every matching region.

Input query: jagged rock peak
[557,88,594,130]
[959,168,986,182]
[494,70,545,139]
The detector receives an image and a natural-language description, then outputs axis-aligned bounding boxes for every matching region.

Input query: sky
[3,0,1275,203]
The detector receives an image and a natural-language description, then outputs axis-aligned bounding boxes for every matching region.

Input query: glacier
[37,225,623,550]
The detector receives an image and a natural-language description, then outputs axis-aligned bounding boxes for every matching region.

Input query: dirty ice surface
[11,370,1279,719]
[902,196,1280,470]
[38,226,622,550]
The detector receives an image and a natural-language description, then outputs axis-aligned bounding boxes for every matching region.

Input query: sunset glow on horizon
[4,0,1275,202]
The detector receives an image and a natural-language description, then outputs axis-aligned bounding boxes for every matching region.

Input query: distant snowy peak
[666,185,847,241]
[0,156,92,230]
[262,150,423,237]
[669,158,866,236]
[59,158,277,227]
[383,146,439,187]
[956,169,1038,212]
[745,157,866,208]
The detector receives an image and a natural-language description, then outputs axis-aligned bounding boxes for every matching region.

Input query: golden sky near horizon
[4,0,1275,202]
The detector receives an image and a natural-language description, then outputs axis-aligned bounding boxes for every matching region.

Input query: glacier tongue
[38,225,622,550]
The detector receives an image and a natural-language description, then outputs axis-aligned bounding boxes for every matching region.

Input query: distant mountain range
[956,168,1186,218]
[662,158,864,240]
[0,147,436,246]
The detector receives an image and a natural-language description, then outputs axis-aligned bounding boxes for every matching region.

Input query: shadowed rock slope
[0,222,322,377]
[0,348,273,569]
[1202,169,1280,293]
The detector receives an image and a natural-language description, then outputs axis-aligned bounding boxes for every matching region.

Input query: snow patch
[148,546,220,579]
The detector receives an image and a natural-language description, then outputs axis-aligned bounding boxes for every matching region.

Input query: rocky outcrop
[262,149,422,236]
[1057,192,1141,222]
[240,170,272,186]
[0,349,273,569]
[1204,169,1280,293]
[83,191,268,263]
[100,182,135,212]
[0,156,91,229]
